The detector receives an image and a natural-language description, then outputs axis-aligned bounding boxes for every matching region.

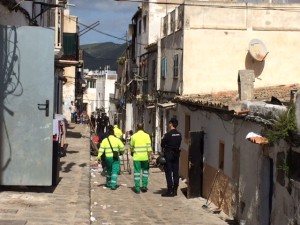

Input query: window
[177,7,184,30]
[170,11,175,33]
[184,114,190,141]
[161,57,167,79]
[88,80,96,88]
[143,15,147,33]
[151,59,156,77]
[62,33,79,60]
[143,80,148,95]
[173,54,178,78]
[138,19,142,35]
[163,17,168,36]
[219,141,225,170]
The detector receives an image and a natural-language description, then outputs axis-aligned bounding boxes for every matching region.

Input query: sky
[70,0,139,45]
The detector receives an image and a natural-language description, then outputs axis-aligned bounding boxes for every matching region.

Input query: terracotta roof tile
[174,84,299,111]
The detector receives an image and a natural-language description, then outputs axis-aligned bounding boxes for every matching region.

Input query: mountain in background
[80,42,127,71]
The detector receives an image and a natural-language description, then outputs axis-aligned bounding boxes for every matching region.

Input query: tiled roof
[174,84,299,111]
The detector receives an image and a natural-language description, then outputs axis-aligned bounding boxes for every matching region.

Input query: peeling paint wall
[177,104,236,217]
[177,103,281,222]
[271,141,300,225]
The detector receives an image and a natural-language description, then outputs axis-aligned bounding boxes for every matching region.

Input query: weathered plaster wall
[177,104,235,216]
[177,103,277,221]
[160,31,183,92]
[0,3,31,25]
[181,3,300,94]
[271,141,300,225]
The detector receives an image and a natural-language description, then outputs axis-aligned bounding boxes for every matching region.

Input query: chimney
[238,70,255,101]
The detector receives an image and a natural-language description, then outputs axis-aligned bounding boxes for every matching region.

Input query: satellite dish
[248,39,269,62]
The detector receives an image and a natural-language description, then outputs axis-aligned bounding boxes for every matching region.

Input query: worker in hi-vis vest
[130,123,152,194]
[98,125,124,190]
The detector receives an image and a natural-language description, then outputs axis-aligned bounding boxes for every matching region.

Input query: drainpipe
[295,90,300,135]
[230,118,243,221]
[155,38,161,153]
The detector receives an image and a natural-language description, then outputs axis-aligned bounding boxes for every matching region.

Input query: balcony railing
[61,32,79,61]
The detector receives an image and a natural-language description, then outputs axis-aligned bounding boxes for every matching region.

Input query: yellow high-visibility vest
[98,135,125,159]
[114,125,123,139]
[130,130,152,161]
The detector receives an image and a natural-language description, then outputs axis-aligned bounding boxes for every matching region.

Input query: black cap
[169,118,178,127]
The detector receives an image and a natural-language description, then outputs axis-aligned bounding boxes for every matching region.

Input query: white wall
[182,3,300,94]
[83,87,97,116]
[177,104,234,177]
[159,3,300,95]
[104,79,116,113]
[177,103,274,222]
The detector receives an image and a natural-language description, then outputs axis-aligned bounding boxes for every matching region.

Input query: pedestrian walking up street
[98,125,125,190]
[130,123,152,194]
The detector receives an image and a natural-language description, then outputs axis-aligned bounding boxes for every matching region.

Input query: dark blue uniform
[161,128,182,196]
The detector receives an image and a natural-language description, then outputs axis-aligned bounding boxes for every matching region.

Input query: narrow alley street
[0,124,234,225]
[90,156,232,225]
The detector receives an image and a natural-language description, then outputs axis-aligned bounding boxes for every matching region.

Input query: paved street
[90,160,231,225]
[0,124,233,225]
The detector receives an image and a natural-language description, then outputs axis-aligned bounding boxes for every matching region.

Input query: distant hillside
[81,42,127,71]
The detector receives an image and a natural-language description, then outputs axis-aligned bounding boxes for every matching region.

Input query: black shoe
[173,190,177,196]
[161,190,174,197]
[141,187,148,193]
[111,187,117,190]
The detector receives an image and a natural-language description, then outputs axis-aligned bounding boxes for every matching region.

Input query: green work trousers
[133,160,149,192]
[105,157,120,188]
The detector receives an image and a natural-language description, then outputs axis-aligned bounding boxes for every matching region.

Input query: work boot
[161,190,174,197]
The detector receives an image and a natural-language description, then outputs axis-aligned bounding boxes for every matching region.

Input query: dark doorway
[187,131,204,198]
[259,157,273,225]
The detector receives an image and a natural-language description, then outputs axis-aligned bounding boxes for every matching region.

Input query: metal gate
[187,131,204,198]
[0,26,54,185]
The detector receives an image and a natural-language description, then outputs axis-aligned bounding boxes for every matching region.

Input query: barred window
[173,54,178,78]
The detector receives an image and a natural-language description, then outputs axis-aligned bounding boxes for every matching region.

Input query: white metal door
[0,26,54,185]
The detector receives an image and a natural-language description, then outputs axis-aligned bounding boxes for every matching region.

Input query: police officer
[130,123,152,194]
[98,125,125,190]
[161,118,182,197]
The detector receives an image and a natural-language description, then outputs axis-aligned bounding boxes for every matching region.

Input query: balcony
[56,33,83,67]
